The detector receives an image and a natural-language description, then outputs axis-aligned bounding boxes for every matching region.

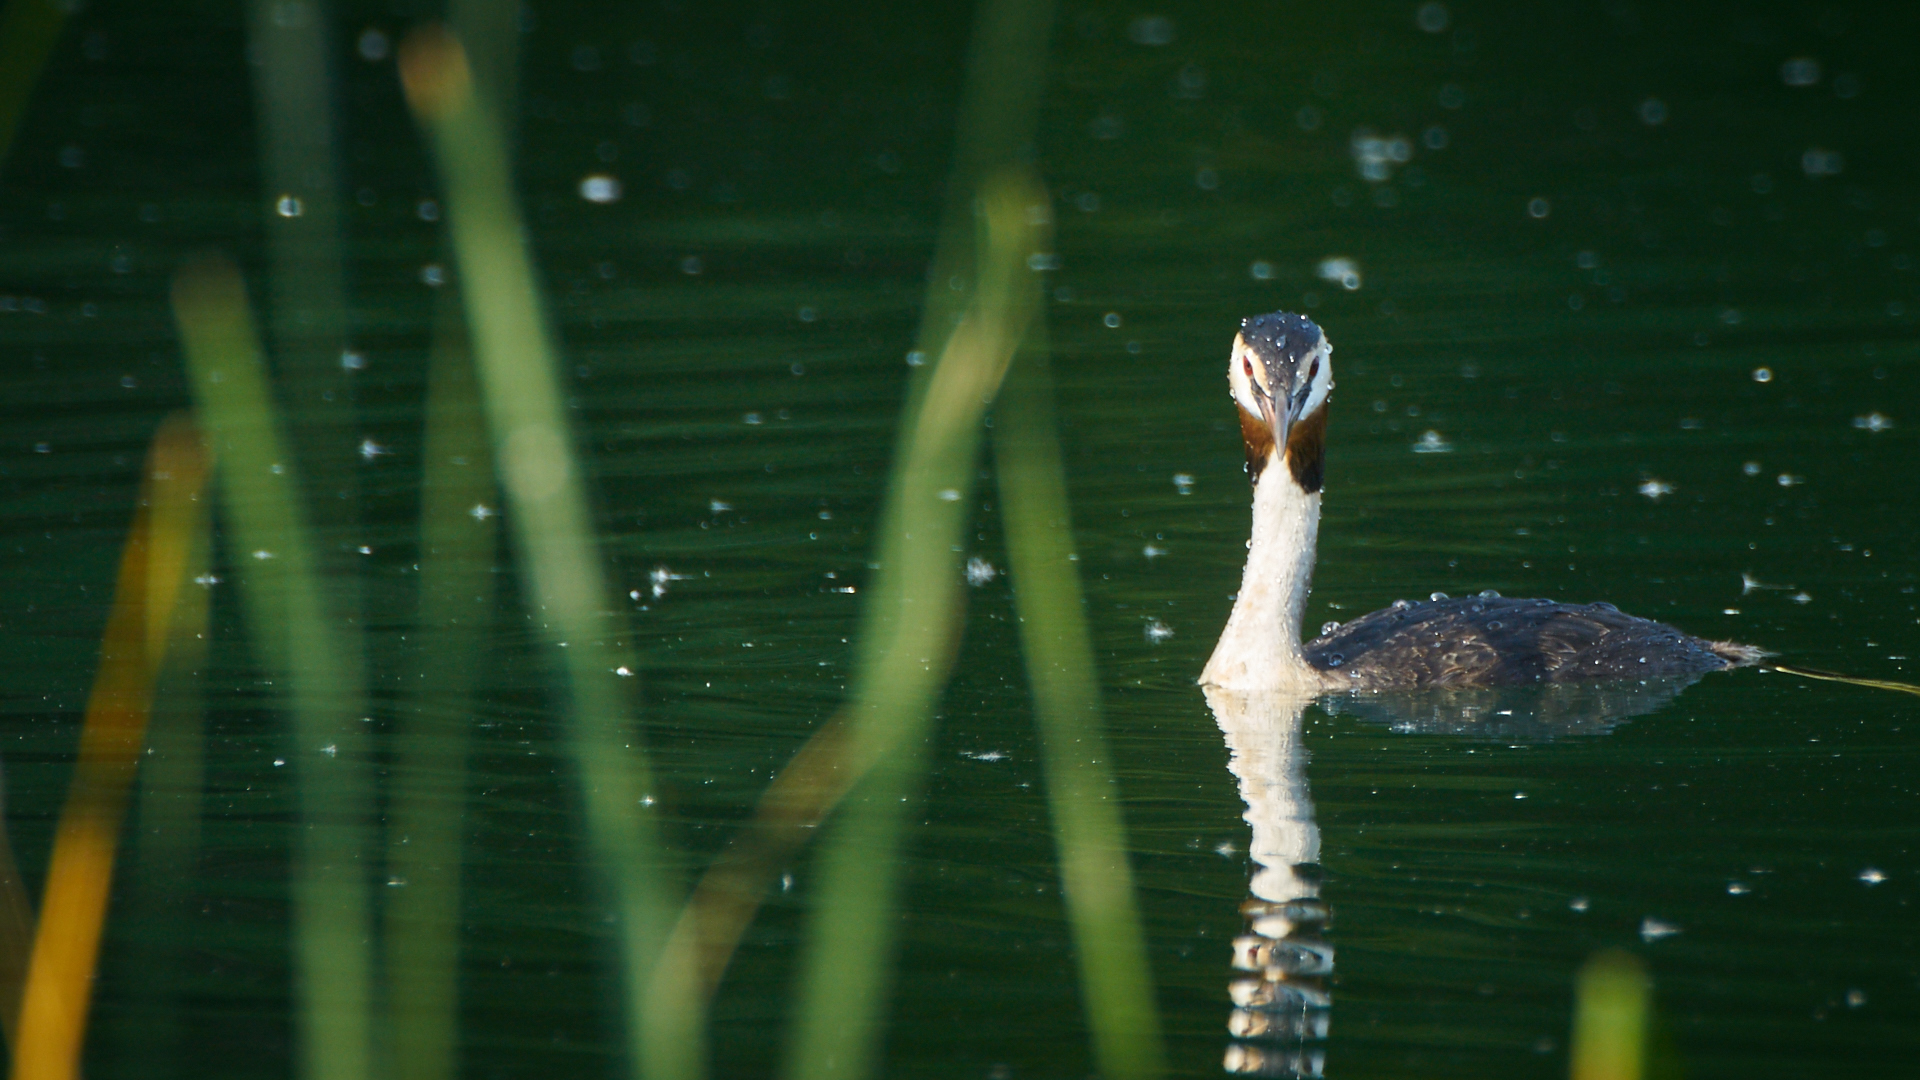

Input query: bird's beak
[1258,378,1298,445]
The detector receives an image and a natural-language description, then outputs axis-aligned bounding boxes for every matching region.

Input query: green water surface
[2,1,1916,1077]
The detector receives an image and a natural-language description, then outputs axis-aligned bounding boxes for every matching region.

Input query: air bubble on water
[965,558,997,587]
[1780,57,1821,87]
[1103,312,1122,328]
[1852,412,1893,432]
[1802,147,1844,176]
[1638,917,1681,942]
[1172,473,1194,494]
[416,199,440,221]
[1350,130,1412,183]
[1415,3,1449,33]
[421,264,445,286]
[1127,16,1174,46]
[357,28,390,61]
[1412,430,1452,454]
[1143,544,1166,560]
[1145,619,1175,642]
[1858,867,1887,885]
[1250,260,1275,281]
[1527,197,1551,219]
[1637,479,1673,500]
[276,195,303,218]
[1752,367,1773,382]
[579,174,622,203]
[1317,257,1361,290]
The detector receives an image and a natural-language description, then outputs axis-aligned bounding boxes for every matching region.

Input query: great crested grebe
[1200,311,1768,694]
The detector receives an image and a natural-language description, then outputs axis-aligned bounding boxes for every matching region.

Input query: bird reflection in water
[1206,674,1710,1076]
[1209,686,1331,1078]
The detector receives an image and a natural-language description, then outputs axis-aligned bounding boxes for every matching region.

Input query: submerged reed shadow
[175,259,377,1080]
[385,289,499,1080]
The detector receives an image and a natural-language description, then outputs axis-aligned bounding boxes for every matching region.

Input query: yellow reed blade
[10,416,208,1080]
[1769,664,1920,698]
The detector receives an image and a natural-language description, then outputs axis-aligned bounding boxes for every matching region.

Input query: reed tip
[399,25,472,118]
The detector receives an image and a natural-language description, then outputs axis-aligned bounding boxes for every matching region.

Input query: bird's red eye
[1308,360,1319,381]
[1243,357,1255,381]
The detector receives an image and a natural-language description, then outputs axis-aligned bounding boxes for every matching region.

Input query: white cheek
[1298,342,1333,418]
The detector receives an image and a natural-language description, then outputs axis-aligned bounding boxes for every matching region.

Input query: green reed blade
[399,29,685,1080]
[783,170,1044,1080]
[244,0,359,554]
[994,323,1165,1079]
[1571,950,1649,1080]
[0,0,65,173]
[447,0,519,142]
[174,257,374,1080]
[385,288,499,1080]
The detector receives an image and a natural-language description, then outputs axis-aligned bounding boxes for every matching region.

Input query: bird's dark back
[1304,595,1736,688]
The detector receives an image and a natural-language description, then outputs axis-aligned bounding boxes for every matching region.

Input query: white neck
[1201,468,1331,692]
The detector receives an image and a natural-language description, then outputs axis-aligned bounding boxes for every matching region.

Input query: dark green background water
[2,0,1916,1076]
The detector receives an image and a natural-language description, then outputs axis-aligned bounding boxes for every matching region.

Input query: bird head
[1228,311,1332,491]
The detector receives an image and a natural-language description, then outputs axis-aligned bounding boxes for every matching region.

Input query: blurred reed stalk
[115,451,214,1074]
[0,0,65,173]
[175,259,375,1080]
[11,415,208,1080]
[244,0,359,542]
[385,288,499,1080]
[779,0,1056,1072]
[1571,950,1650,1080]
[447,0,519,141]
[399,28,684,1080]
[993,323,1164,1079]
[782,170,1045,1080]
